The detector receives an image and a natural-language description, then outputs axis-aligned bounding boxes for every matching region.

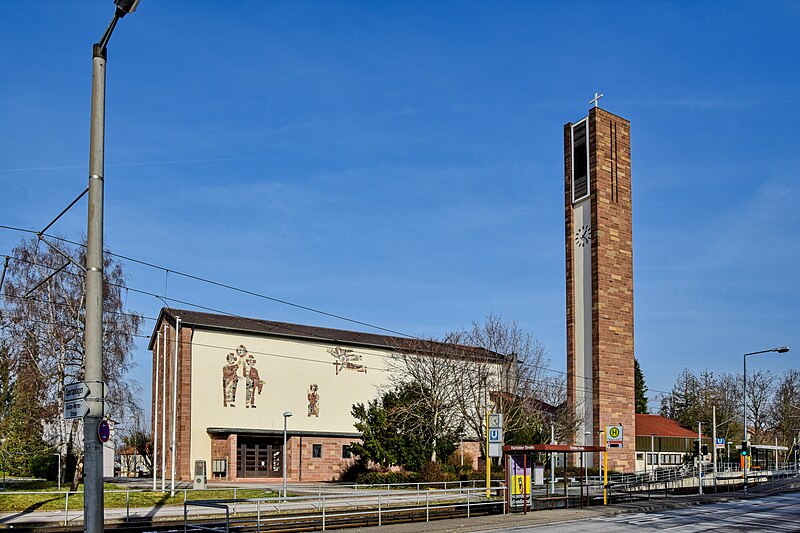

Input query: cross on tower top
[589,92,604,108]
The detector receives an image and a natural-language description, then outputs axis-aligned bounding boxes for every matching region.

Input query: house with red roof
[635,414,711,472]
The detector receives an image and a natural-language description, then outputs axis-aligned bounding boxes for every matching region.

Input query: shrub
[28,453,58,480]
[418,461,457,482]
[356,470,419,485]
[338,461,369,482]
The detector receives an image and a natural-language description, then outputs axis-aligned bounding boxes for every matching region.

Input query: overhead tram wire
[0,224,414,339]
[4,255,675,399]
[1,232,674,400]
[6,316,663,405]
[2,292,157,323]
[3,304,670,407]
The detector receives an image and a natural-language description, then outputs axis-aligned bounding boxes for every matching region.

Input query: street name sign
[63,380,106,419]
[64,400,90,420]
[64,381,90,401]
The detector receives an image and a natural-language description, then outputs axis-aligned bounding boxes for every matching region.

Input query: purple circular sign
[98,419,111,443]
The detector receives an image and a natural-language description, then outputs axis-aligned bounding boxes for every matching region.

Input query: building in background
[634,414,710,472]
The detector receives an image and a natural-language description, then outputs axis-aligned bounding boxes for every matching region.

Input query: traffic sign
[64,400,90,420]
[98,419,111,443]
[487,412,503,457]
[606,425,624,448]
[64,381,90,401]
[715,438,725,449]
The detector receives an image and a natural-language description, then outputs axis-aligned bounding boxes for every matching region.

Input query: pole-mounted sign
[488,413,503,458]
[98,419,111,443]
[63,381,106,420]
[64,400,91,420]
[606,425,624,448]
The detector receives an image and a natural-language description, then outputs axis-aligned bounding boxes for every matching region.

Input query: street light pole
[84,3,140,531]
[742,346,790,494]
[282,411,292,499]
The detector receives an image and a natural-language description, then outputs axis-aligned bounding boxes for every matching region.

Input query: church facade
[149,308,493,482]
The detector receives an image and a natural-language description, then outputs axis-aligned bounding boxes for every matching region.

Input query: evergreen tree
[351,384,458,471]
[634,358,648,414]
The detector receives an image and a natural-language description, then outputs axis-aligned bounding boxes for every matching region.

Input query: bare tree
[382,315,574,463]
[385,335,464,462]
[768,370,800,449]
[1,237,142,489]
[745,369,775,441]
[454,315,573,452]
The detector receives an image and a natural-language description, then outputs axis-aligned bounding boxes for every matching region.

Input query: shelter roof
[503,444,606,453]
[148,308,505,362]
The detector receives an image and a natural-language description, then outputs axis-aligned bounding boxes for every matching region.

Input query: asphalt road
[482,492,800,532]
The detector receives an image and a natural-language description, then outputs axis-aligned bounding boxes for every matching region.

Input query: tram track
[9,501,505,533]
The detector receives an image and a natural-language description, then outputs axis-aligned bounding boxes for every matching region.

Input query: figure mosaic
[307,384,319,417]
[241,346,264,408]
[328,346,367,375]
[222,352,240,407]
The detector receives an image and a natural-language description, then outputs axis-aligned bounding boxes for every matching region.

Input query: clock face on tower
[575,224,592,247]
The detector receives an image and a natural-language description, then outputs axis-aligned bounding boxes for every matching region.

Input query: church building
[564,103,636,471]
[149,308,499,482]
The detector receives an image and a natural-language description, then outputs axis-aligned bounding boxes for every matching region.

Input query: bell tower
[564,103,635,472]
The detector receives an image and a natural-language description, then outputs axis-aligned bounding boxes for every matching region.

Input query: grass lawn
[0,481,278,512]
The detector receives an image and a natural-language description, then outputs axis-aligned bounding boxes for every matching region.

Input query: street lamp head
[114,0,141,17]
[776,346,790,354]
[283,411,293,418]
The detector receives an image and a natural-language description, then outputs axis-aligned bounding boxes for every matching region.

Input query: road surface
[480,492,800,532]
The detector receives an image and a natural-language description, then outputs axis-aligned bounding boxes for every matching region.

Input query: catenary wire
[0,234,678,400]
[0,224,415,338]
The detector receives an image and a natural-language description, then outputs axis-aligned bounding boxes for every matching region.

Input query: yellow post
[485,412,491,498]
[602,428,608,505]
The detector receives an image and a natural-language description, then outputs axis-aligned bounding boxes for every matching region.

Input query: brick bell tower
[564,101,635,472]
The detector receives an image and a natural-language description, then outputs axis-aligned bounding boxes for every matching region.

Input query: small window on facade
[571,120,589,201]
[312,444,322,458]
[342,445,352,459]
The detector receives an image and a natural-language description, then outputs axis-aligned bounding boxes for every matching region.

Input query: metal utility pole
[282,411,292,499]
[650,434,655,480]
[84,2,140,531]
[712,406,717,492]
[698,422,703,495]
[550,424,555,494]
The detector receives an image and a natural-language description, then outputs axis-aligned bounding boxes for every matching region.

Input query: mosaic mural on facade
[307,384,319,417]
[221,345,264,408]
[328,346,367,375]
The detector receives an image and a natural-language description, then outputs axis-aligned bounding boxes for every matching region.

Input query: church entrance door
[236,437,282,478]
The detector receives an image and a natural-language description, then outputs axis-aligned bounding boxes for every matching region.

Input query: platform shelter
[502,443,606,513]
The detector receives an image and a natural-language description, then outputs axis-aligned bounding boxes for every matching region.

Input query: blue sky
[1,1,798,417]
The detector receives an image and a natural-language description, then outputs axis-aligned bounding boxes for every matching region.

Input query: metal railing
[0,486,268,526]
[182,485,507,532]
